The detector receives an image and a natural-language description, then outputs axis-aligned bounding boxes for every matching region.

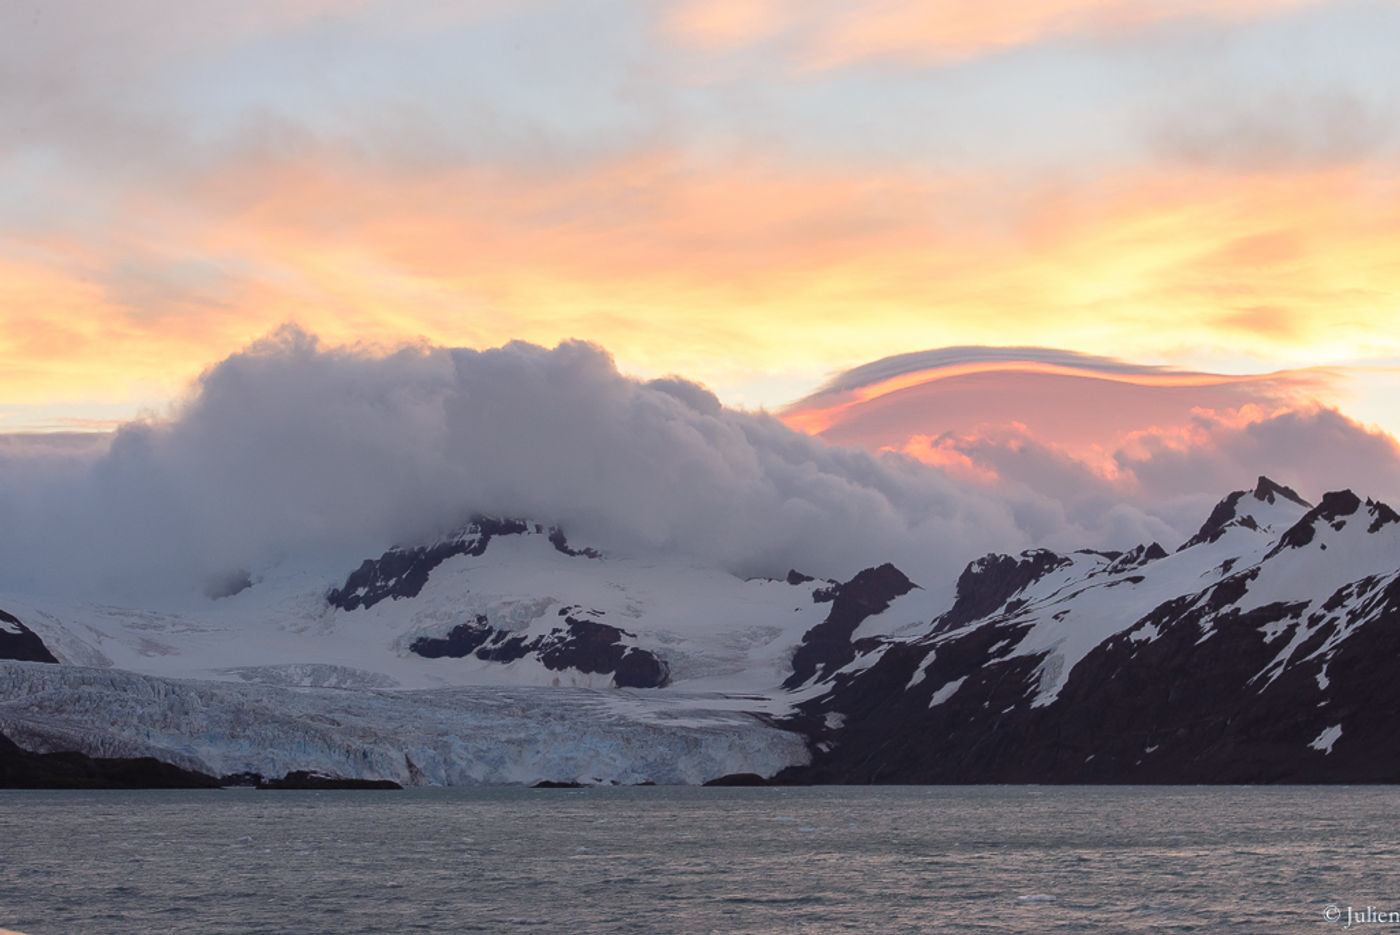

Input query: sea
[2,785,1396,934]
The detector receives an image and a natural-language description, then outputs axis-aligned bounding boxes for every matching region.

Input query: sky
[3,0,1399,426]
[3,1,1400,596]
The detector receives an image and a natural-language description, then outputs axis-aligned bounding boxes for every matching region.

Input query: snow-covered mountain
[0,517,941,785]
[3,476,1399,785]
[780,477,1400,783]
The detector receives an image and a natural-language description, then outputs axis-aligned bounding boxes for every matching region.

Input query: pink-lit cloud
[782,347,1400,533]
[782,347,1334,454]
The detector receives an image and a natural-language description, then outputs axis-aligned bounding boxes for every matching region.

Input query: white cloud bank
[2,327,1394,601]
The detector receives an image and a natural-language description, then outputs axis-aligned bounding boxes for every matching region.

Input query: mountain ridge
[774,477,1400,783]
[4,476,1400,786]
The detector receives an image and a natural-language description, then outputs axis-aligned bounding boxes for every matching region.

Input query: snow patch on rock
[1309,724,1342,755]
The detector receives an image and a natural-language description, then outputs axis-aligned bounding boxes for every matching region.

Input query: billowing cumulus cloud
[0,330,1034,599]
[901,406,1400,540]
[1116,405,1400,507]
[5,332,1397,603]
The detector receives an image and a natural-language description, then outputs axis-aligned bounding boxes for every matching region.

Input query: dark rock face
[1252,475,1310,508]
[473,633,533,664]
[548,527,601,559]
[1268,489,1362,557]
[777,485,1400,784]
[702,772,772,787]
[933,550,1069,633]
[328,518,601,611]
[539,618,670,688]
[1368,499,1400,534]
[410,613,670,688]
[1104,542,1167,574]
[0,608,59,664]
[257,770,401,790]
[0,731,221,789]
[328,517,529,610]
[1181,490,1248,550]
[612,647,670,689]
[785,563,916,688]
[1311,488,1363,524]
[782,585,1360,784]
[410,616,495,658]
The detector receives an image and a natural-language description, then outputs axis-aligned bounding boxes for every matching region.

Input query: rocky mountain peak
[1179,476,1313,551]
[1266,489,1366,557]
[785,563,917,688]
[1367,498,1400,534]
[933,549,1071,633]
[1251,475,1310,508]
[1105,542,1168,574]
[326,517,597,611]
[1315,488,1362,521]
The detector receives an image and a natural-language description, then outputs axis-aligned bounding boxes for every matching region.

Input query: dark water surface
[2,785,1397,934]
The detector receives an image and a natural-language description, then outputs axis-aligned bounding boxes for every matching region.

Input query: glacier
[0,661,808,786]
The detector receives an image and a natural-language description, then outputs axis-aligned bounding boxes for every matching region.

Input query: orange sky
[2,0,1398,437]
[665,0,1322,67]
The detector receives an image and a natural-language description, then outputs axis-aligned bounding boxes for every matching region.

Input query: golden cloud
[663,0,1322,68]
[4,146,1398,427]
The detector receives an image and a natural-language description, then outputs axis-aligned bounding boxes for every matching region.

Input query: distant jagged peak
[327,515,600,612]
[1264,487,1379,558]
[434,516,531,547]
[1179,490,1248,551]
[1251,475,1311,509]
[1313,488,1362,521]
[1366,497,1400,534]
[932,549,1072,633]
[426,516,600,559]
[1178,476,1313,551]
[1251,488,1400,562]
[1105,541,1168,574]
